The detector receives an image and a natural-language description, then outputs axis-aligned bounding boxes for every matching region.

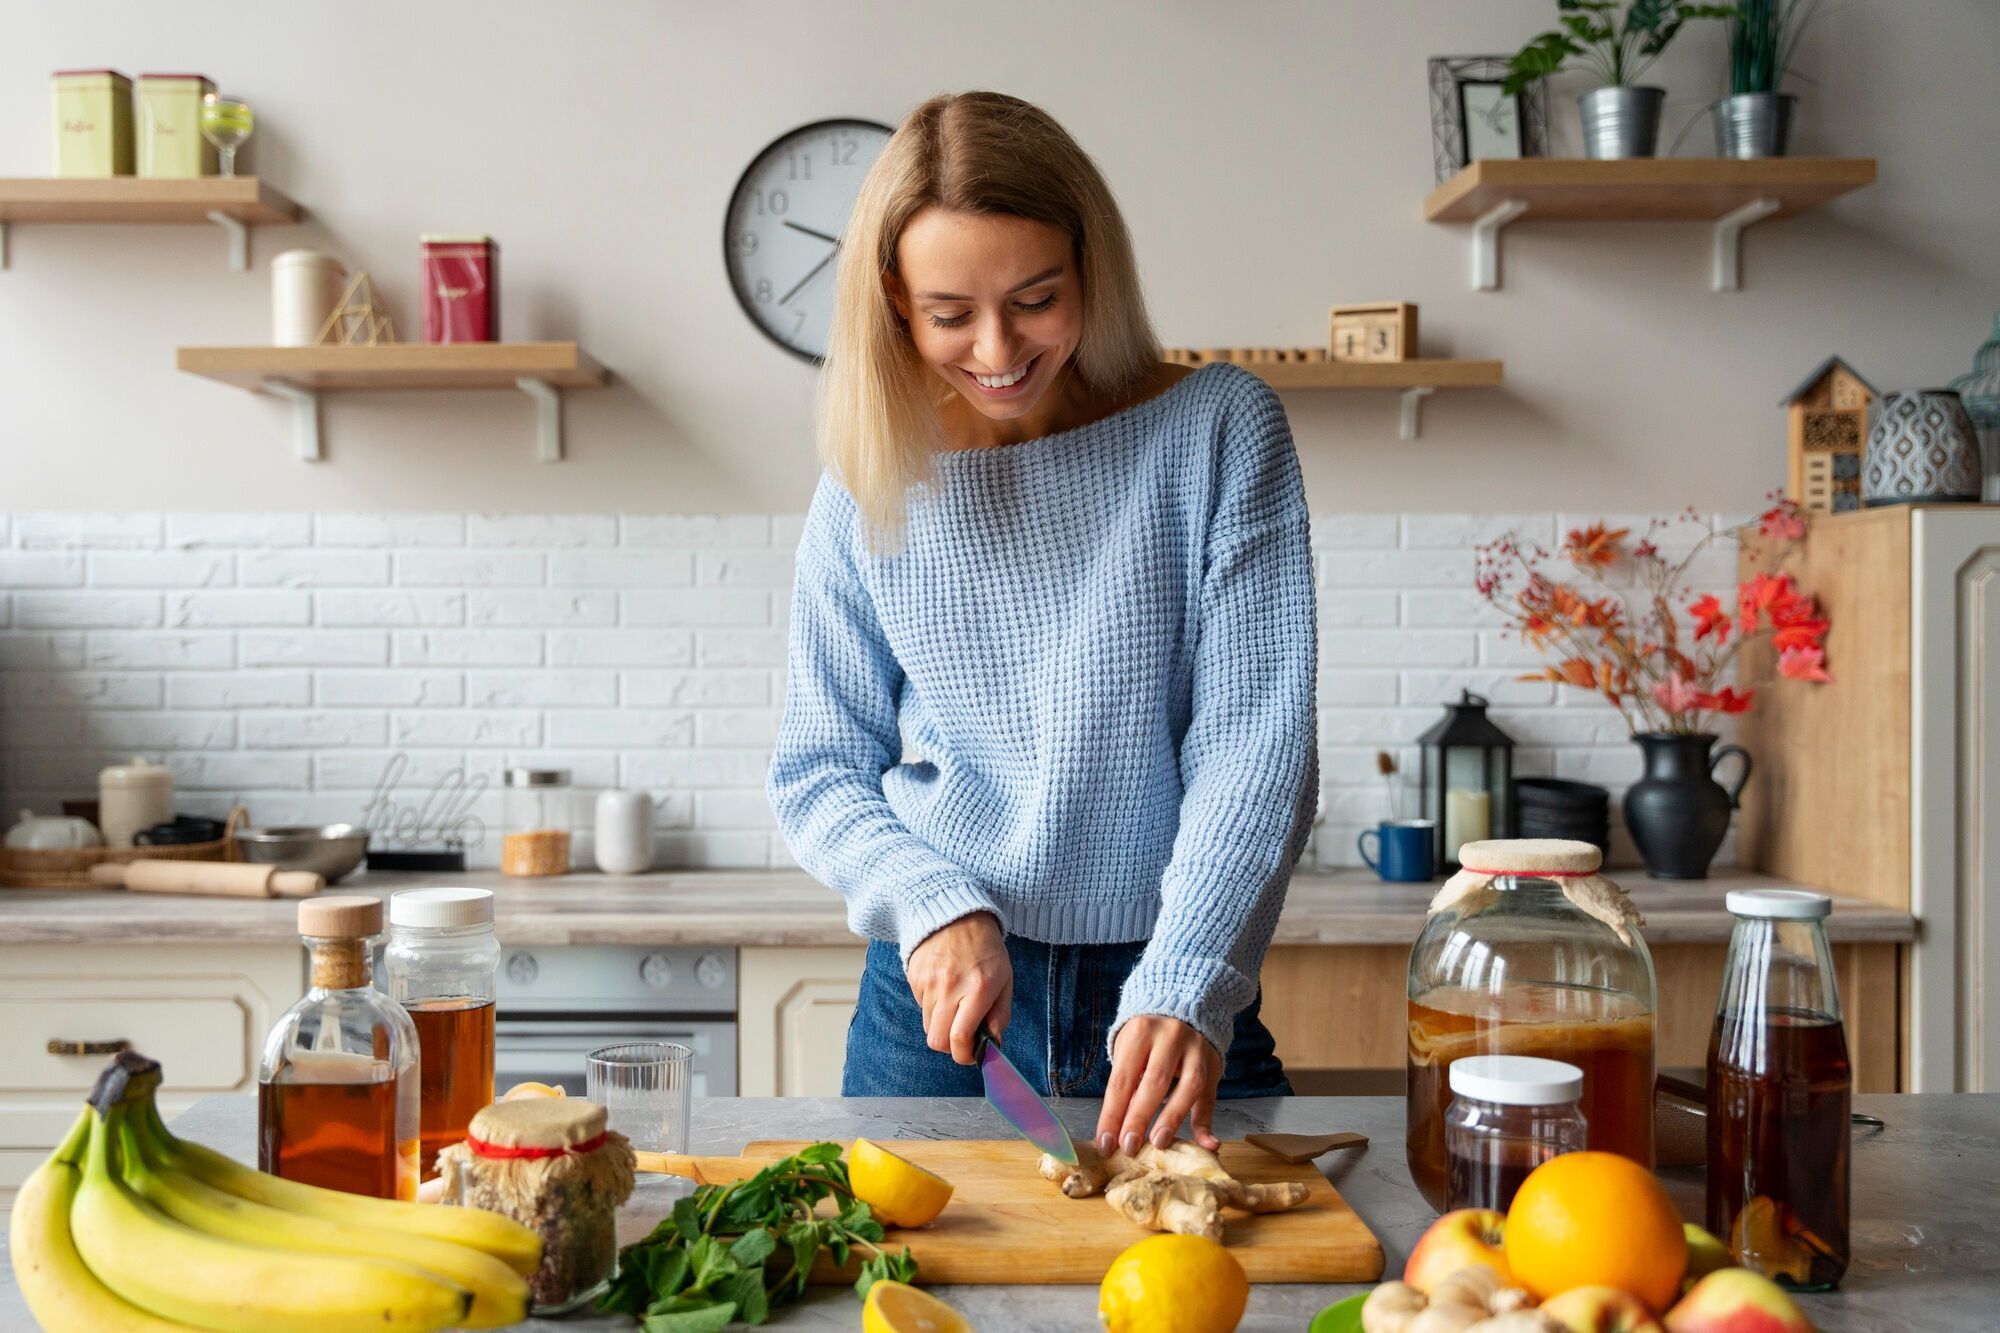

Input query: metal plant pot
[1579,85,1665,159]
[1713,93,1796,158]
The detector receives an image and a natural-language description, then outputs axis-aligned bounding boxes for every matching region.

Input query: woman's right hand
[905,911,1012,1065]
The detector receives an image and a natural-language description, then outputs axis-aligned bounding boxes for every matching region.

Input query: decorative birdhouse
[1782,357,1878,514]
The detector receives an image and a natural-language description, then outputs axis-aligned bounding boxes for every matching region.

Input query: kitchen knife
[976,1024,1076,1164]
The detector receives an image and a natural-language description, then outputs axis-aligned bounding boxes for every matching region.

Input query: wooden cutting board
[672,1139,1383,1285]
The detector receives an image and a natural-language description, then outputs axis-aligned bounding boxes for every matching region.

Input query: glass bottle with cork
[257,895,420,1200]
[384,887,499,1177]
[1707,888,1851,1289]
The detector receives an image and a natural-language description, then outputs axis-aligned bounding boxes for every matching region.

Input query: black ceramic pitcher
[1622,733,1751,879]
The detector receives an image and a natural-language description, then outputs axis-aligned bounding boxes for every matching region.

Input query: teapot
[5,809,105,851]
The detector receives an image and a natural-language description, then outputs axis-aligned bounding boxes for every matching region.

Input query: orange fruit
[1503,1150,1686,1310]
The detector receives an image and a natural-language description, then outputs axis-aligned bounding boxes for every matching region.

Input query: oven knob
[506,952,539,986]
[695,952,727,990]
[639,953,674,989]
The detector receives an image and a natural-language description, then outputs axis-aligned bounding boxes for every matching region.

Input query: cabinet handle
[47,1039,131,1056]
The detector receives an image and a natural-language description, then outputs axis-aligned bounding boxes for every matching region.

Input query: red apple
[1665,1267,1813,1332]
[1404,1208,1511,1294]
[1540,1285,1669,1332]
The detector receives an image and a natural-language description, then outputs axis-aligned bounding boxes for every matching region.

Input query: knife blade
[976,1024,1076,1164]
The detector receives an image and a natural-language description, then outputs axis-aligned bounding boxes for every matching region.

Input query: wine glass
[200,93,255,177]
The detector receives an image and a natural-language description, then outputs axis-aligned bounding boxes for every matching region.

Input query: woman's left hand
[1095,1016,1222,1157]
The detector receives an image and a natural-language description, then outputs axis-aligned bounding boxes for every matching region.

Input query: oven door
[493,1018,738,1098]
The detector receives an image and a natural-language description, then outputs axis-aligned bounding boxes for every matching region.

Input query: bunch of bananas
[10,1052,542,1332]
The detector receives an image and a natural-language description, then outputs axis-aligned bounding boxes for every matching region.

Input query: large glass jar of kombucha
[384,887,499,1178]
[1406,838,1656,1211]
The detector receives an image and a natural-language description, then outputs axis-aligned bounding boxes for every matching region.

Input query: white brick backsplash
[467,515,615,547]
[1401,670,1556,707]
[696,629,787,667]
[84,712,237,749]
[396,550,545,586]
[1402,513,1557,548]
[317,671,465,707]
[550,630,692,667]
[1309,514,1399,548]
[622,670,769,707]
[466,671,616,707]
[696,550,795,588]
[656,831,770,869]
[16,513,161,550]
[696,790,779,829]
[0,553,85,587]
[1496,709,1635,746]
[1554,747,1646,785]
[392,711,542,747]
[623,749,772,789]
[623,515,771,547]
[321,591,466,627]
[769,515,807,548]
[1477,631,1550,667]
[316,514,466,547]
[549,709,696,748]
[86,631,234,669]
[89,551,234,588]
[549,550,692,587]
[171,752,314,790]
[241,631,389,667]
[242,711,389,749]
[9,710,88,745]
[1317,670,1399,706]
[624,589,771,627]
[1401,589,1501,627]
[16,593,161,629]
[170,672,312,708]
[1317,592,1398,629]
[241,550,391,587]
[1319,549,1471,588]
[394,631,541,666]
[169,591,313,628]
[1318,708,1432,746]
[168,514,313,548]
[315,750,469,790]
[1,632,85,669]
[696,709,779,746]
[468,590,615,627]
[1321,629,1476,667]
[7,672,160,709]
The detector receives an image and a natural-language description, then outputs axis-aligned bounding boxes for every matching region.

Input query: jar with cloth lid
[1406,838,1656,1210]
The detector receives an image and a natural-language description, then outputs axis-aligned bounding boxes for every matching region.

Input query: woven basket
[0,806,248,890]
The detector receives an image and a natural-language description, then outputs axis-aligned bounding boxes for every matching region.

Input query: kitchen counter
[0,1093,1991,1331]
[0,867,1916,947]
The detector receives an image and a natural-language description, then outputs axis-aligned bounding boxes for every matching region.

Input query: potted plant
[1474,499,1833,879]
[1716,0,1823,157]
[1504,0,1739,159]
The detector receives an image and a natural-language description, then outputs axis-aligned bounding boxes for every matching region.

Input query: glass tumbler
[585,1041,692,1154]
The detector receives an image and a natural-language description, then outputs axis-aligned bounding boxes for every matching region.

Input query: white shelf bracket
[1399,385,1435,441]
[261,379,321,461]
[1712,197,1781,291]
[206,210,249,271]
[1470,198,1529,291]
[516,377,564,462]
[0,219,9,270]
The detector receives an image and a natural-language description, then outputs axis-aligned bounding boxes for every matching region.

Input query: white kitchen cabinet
[737,945,864,1096]
[0,943,301,1198]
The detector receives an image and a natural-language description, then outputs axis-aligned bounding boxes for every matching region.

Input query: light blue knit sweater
[766,363,1318,1056]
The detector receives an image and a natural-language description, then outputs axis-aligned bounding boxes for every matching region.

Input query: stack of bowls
[1513,779,1611,856]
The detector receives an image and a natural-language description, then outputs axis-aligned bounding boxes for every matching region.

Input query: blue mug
[1358,819,1436,882]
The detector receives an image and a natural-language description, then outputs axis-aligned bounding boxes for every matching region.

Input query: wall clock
[725,118,894,364]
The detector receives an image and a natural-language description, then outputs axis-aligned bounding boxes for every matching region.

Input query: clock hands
[779,250,836,306]
[783,220,841,245]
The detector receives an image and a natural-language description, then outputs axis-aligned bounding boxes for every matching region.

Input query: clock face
[725,118,895,363]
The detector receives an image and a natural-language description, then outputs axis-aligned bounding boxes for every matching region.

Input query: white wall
[4,1,1996,514]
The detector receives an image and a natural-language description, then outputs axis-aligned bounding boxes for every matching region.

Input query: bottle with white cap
[1443,1054,1588,1212]
[384,887,499,1177]
[1707,888,1849,1290]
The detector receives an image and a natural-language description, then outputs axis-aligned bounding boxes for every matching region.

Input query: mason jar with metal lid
[501,768,572,877]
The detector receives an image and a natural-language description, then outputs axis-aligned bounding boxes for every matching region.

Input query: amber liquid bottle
[257,896,420,1200]
[385,887,499,1176]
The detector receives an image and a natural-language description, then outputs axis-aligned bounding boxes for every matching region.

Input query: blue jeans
[842,936,1292,1099]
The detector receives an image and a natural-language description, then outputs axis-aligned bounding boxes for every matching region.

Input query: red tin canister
[420,235,499,343]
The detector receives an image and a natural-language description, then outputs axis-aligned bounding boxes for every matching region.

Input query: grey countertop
[0,867,1916,948]
[1,1093,1989,1331]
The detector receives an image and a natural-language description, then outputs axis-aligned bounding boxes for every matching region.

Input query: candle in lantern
[1444,788,1491,862]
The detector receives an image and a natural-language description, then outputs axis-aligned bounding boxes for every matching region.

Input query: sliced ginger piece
[1038,1138,1310,1239]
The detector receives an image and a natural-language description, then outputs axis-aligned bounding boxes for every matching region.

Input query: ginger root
[1037,1139,1310,1241]
[1359,1267,1554,1333]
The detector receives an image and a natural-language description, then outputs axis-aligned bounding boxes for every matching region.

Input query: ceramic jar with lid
[98,757,174,848]
[272,250,348,346]
[1862,389,1984,506]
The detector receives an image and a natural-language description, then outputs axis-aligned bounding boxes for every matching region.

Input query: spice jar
[385,888,499,1177]
[1444,1055,1588,1213]
[1407,838,1656,1210]
[439,1098,636,1314]
[502,768,572,877]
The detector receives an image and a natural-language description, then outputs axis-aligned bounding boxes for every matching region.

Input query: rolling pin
[88,860,324,898]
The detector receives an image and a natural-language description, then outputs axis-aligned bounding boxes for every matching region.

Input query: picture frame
[1428,56,1547,184]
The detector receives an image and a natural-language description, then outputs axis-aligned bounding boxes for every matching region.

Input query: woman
[767,91,1316,1157]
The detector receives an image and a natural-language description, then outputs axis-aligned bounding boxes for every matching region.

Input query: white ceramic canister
[593,789,654,875]
[98,757,174,848]
[272,250,348,346]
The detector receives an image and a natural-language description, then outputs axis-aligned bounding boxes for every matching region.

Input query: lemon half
[849,1138,955,1228]
[862,1280,972,1333]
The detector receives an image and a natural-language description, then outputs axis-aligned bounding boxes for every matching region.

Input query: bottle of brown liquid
[1707,889,1850,1290]
[257,896,419,1200]
[384,888,499,1177]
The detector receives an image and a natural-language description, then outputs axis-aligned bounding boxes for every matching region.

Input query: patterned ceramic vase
[1862,389,1983,506]
[1948,314,2000,502]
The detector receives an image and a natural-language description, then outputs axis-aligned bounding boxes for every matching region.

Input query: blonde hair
[818,91,1161,548]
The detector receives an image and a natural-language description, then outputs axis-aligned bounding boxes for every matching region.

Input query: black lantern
[1417,690,1516,871]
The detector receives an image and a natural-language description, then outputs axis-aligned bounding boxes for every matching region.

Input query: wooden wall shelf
[1422,157,1876,291]
[177,342,608,462]
[1166,354,1502,439]
[0,177,301,271]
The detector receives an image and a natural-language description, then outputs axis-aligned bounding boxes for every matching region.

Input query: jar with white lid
[98,757,174,848]
[385,888,498,1176]
[1444,1054,1588,1212]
